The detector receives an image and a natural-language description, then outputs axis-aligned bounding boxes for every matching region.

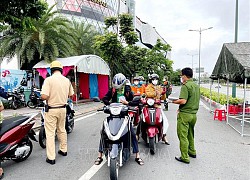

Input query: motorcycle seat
[0,116,29,136]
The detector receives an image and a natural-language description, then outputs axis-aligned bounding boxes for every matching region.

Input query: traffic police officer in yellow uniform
[171,67,200,164]
[41,61,74,165]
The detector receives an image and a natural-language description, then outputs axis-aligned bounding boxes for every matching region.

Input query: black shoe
[175,156,190,164]
[188,153,196,158]
[58,150,67,156]
[46,158,55,165]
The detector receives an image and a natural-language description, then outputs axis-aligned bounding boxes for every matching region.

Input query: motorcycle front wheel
[149,137,156,155]
[27,101,36,109]
[110,158,119,180]
[13,138,33,162]
[39,126,46,148]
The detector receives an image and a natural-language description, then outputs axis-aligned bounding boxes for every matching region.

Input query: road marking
[75,112,98,122]
[78,159,107,180]
[200,100,211,111]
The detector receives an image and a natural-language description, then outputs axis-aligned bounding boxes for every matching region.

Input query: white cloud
[135,0,250,74]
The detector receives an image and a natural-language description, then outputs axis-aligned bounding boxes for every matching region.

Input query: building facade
[1,0,169,70]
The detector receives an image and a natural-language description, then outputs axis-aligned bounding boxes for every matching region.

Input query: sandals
[135,158,144,166]
[94,157,103,165]
[162,135,170,145]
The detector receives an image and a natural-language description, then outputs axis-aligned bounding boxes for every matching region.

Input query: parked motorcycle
[27,87,44,109]
[38,100,75,148]
[0,114,38,162]
[7,86,26,110]
[99,101,138,180]
[140,98,163,155]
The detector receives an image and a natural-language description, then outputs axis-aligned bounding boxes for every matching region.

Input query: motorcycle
[27,87,44,109]
[99,102,138,180]
[0,114,38,162]
[7,86,26,110]
[38,100,75,148]
[140,98,163,155]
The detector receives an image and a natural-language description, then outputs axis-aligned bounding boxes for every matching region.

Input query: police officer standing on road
[170,67,200,164]
[41,61,74,165]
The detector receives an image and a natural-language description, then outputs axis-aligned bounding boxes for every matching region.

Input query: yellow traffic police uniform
[41,71,74,160]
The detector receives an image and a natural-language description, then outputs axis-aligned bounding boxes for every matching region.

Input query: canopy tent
[33,55,110,75]
[210,42,250,83]
[33,55,110,101]
[210,42,250,137]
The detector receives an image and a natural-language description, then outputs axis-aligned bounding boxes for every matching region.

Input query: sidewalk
[2,101,104,130]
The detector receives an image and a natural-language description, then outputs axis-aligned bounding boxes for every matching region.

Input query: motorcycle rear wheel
[11,101,18,110]
[13,138,33,162]
[149,137,156,155]
[39,126,46,148]
[66,115,74,134]
[110,158,119,180]
[27,101,36,109]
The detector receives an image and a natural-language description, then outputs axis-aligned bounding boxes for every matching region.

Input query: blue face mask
[139,81,143,85]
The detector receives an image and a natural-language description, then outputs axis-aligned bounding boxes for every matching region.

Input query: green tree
[0,0,48,31]
[94,32,123,78]
[169,69,182,85]
[0,5,75,69]
[69,20,101,55]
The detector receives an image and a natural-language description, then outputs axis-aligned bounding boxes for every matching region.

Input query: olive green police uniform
[177,79,200,163]
[41,72,74,160]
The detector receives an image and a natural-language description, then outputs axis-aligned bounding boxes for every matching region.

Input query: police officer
[170,67,200,164]
[41,61,74,165]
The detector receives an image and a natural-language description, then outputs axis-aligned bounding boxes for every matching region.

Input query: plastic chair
[214,109,226,121]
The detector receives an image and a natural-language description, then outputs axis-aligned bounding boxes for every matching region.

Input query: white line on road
[78,159,107,180]
[75,112,99,122]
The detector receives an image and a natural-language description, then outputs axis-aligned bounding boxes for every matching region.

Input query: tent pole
[241,78,247,136]
[74,66,78,104]
[209,79,213,112]
[226,79,229,124]
[217,78,220,103]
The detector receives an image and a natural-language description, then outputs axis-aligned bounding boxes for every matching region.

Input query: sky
[135,0,250,74]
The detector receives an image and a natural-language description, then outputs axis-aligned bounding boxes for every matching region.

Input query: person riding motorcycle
[131,76,144,95]
[143,73,170,145]
[94,73,144,166]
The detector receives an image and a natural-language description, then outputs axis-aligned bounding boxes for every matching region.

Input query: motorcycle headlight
[147,99,155,106]
[110,106,122,115]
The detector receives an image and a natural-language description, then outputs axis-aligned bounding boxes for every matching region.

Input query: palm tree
[0,5,76,69]
[69,20,100,55]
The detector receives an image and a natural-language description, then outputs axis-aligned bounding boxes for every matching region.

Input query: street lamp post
[187,53,198,71]
[189,27,213,86]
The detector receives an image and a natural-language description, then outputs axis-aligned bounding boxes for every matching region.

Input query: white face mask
[134,81,139,85]
[180,77,183,84]
[152,80,158,85]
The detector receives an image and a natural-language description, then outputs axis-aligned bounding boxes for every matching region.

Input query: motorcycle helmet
[112,73,126,90]
[149,74,159,85]
[150,73,159,80]
[138,76,144,81]
[133,77,140,85]
[50,60,63,74]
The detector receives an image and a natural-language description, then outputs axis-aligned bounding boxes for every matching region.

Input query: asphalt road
[2,86,250,180]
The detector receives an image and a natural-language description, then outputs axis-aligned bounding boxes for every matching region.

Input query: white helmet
[112,73,126,89]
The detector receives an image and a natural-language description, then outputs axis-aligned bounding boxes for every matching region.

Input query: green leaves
[0,0,48,30]
[200,87,243,105]
[0,4,75,69]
